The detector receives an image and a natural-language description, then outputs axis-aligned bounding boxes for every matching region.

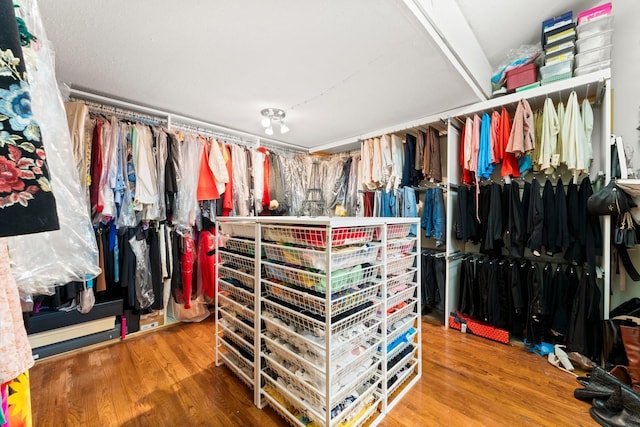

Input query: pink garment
[506,99,535,157]
[0,240,34,385]
[470,114,481,173]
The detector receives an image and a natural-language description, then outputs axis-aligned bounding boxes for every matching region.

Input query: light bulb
[280,122,289,134]
[261,116,271,128]
[265,126,274,136]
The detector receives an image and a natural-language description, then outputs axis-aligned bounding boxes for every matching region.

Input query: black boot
[590,386,640,427]
[574,367,629,401]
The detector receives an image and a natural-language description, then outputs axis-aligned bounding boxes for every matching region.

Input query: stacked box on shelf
[540,11,575,84]
[380,220,421,412]
[215,218,261,404]
[259,220,387,427]
[574,3,613,76]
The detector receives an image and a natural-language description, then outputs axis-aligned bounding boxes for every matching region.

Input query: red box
[505,63,537,92]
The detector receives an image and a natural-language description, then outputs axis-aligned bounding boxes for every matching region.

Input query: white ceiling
[39,0,598,151]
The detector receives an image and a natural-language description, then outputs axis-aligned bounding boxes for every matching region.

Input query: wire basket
[332,377,381,426]
[262,225,378,248]
[261,386,309,427]
[388,359,418,397]
[219,280,254,307]
[386,329,417,361]
[220,333,254,365]
[263,281,381,318]
[219,222,256,239]
[218,346,254,389]
[386,299,418,327]
[222,237,256,257]
[218,265,255,290]
[263,243,380,273]
[386,255,416,277]
[263,299,324,338]
[220,323,255,355]
[386,314,417,344]
[263,355,325,408]
[332,344,380,392]
[332,303,380,336]
[387,269,417,290]
[218,293,254,323]
[387,349,418,384]
[331,363,380,416]
[218,309,254,342]
[386,238,416,258]
[262,375,324,426]
[263,335,325,380]
[387,285,417,309]
[263,262,379,295]
[220,251,256,276]
[386,223,412,240]
[262,317,326,367]
[332,320,380,360]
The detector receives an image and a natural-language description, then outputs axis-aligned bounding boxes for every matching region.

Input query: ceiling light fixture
[261,108,289,135]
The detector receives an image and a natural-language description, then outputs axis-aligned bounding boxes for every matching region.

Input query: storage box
[140,309,165,331]
[505,63,537,92]
[577,15,614,38]
[576,29,613,53]
[575,44,613,68]
[574,59,612,76]
[540,59,573,81]
[577,2,612,25]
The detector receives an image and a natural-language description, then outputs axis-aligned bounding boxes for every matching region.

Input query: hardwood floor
[30,317,598,427]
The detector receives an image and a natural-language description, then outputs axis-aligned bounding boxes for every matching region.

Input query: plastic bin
[540,59,573,80]
[574,59,612,76]
[576,15,614,38]
[575,44,612,68]
[576,29,613,53]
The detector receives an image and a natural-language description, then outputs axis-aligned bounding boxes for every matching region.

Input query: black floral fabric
[0,0,58,237]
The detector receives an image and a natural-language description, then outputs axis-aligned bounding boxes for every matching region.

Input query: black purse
[615,212,638,248]
[588,180,631,216]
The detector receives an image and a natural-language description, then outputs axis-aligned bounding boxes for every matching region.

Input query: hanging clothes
[460,117,473,184]
[503,181,525,258]
[582,98,594,167]
[208,138,229,196]
[526,178,544,256]
[567,268,602,361]
[490,110,501,164]
[553,177,570,253]
[423,127,442,182]
[538,97,559,174]
[561,91,590,175]
[556,101,565,164]
[477,113,495,180]
[401,134,420,187]
[499,107,520,177]
[221,144,234,216]
[388,134,403,191]
[196,137,220,201]
[541,180,557,255]
[506,99,535,158]
[230,144,250,216]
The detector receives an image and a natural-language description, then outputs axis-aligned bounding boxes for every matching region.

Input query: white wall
[609,0,640,309]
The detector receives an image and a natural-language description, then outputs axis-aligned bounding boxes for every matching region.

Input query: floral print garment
[0,0,58,237]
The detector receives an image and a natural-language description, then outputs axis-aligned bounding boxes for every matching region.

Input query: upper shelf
[449,68,611,119]
[312,68,611,154]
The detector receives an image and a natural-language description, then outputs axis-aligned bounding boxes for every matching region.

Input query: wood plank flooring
[29,317,598,427]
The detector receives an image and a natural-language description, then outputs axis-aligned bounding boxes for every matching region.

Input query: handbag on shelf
[588,180,634,216]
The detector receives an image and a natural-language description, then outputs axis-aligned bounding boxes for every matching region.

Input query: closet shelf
[449,68,610,118]
[616,179,640,197]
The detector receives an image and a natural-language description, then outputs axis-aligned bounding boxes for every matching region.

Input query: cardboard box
[140,309,165,331]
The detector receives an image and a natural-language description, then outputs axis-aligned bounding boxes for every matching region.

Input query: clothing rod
[69,88,308,153]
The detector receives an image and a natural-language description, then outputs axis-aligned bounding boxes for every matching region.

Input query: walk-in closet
[2,1,640,426]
